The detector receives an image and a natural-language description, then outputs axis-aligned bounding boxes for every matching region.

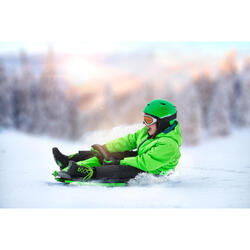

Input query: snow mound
[128,170,180,186]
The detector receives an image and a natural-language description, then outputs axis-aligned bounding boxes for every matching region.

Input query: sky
[1,42,250,56]
[1,1,250,48]
[0,42,142,55]
[1,0,250,58]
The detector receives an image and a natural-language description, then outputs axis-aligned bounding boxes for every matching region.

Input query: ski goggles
[143,115,157,126]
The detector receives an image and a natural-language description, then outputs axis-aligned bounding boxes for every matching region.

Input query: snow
[0,125,250,208]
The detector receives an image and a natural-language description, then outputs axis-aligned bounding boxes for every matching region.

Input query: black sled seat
[93,164,143,183]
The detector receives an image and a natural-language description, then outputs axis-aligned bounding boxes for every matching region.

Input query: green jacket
[105,122,182,175]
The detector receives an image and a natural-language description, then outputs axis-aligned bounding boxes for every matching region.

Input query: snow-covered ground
[0,125,249,208]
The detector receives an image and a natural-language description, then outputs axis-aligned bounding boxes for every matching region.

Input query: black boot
[52,147,69,170]
[67,161,94,181]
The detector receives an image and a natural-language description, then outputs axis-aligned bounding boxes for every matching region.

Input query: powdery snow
[0,125,249,208]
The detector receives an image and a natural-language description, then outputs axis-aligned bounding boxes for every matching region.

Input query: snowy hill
[0,125,249,208]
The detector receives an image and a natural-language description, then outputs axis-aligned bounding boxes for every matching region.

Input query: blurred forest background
[0,42,250,145]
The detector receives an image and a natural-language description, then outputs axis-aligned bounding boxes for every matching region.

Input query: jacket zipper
[137,136,153,152]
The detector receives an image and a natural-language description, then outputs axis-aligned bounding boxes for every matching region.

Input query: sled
[53,171,127,187]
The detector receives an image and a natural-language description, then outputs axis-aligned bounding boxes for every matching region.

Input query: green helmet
[144,99,177,119]
[144,99,177,134]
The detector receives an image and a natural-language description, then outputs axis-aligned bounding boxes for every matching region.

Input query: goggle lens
[143,115,157,125]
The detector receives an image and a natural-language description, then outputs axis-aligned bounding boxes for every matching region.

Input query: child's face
[146,123,157,136]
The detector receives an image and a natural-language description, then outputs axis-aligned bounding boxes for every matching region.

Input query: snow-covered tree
[177,81,203,145]
[67,93,83,139]
[238,58,250,126]
[102,83,116,127]
[154,80,177,106]
[140,81,155,103]
[35,47,72,138]
[208,76,231,136]
[208,51,240,137]
[0,61,13,127]
[12,50,36,131]
[193,70,215,128]
[126,82,155,125]
[219,51,242,124]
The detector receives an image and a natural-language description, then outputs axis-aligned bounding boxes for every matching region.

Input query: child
[53,99,182,183]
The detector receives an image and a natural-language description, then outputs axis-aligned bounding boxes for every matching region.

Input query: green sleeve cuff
[120,157,138,168]
[77,156,101,168]
[105,143,113,153]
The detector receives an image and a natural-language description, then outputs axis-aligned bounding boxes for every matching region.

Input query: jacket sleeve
[105,127,146,153]
[120,139,179,172]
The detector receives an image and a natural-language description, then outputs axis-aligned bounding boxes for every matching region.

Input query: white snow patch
[0,126,250,208]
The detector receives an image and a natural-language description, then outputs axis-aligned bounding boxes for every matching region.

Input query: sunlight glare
[65,57,100,84]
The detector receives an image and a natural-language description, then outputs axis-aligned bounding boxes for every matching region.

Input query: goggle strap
[161,112,177,121]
